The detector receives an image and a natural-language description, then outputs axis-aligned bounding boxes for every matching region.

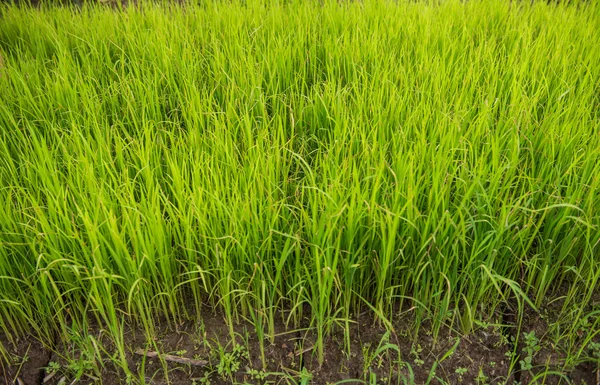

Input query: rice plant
[0,0,598,371]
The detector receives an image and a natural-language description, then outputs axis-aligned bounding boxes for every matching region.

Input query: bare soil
[0,335,51,385]
[2,305,598,385]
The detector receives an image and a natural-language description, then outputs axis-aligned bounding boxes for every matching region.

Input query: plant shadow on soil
[1,303,598,385]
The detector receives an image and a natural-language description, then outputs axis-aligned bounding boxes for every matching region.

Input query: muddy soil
[2,306,598,385]
[0,335,51,385]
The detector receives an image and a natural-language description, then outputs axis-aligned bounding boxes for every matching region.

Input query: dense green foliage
[0,0,599,367]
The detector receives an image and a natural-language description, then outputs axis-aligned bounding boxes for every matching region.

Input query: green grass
[0,0,599,376]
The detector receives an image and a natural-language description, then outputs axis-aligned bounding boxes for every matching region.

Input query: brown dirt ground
[2,305,598,385]
[0,335,51,385]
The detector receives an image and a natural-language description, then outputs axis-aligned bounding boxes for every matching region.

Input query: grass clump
[0,0,599,373]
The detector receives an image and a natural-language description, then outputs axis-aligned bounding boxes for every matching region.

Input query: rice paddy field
[0,0,599,383]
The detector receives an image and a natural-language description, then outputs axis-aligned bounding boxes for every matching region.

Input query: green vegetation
[0,0,599,383]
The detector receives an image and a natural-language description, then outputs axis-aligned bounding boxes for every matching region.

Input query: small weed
[298,368,312,385]
[47,361,61,373]
[589,341,600,361]
[475,367,488,385]
[455,367,468,382]
[193,372,212,385]
[519,332,541,371]
[248,368,268,381]
[216,345,249,381]
[410,344,424,366]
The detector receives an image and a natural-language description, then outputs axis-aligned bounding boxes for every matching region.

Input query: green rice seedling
[0,0,598,377]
